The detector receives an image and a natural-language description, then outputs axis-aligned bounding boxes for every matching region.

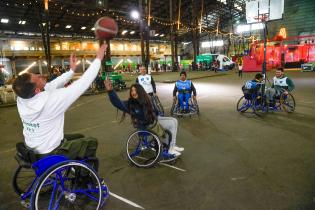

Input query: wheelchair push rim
[13,165,37,197]
[152,95,165,116]
[126,131,162,168]
[31,161,104,210]
[280,93,295,113]
[236,96,251,113]
[171,98,199,117]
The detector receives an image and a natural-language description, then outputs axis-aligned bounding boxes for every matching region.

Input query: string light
[0,0,255,40]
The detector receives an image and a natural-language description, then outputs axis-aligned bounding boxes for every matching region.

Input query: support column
[61,58,65,69]
[105,39,111,72]
[174,34,178,61]
[139,0,145,65]
[104,0,111,72]
[11,59,17,76]
[170,0,175,71]
[38,1,52,75]
[38,59,43,75]
[82,57,86,72]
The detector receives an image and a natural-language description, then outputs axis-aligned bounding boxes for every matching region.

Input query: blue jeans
[178,93,191,111]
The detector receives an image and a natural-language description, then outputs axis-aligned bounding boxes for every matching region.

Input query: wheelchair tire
[192,99,200,116]
[126,130,162,168]
[160,129,172,151]
[30,161,103,210]
[236,96,250,113]
[13,165,36,196]
[280,93,295,113]
[152,95,165,116]
[170,100,177,116]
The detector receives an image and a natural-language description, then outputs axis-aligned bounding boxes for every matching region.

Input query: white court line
[109,191,145,209]
[158,162,186,172]
[135,156,186,172]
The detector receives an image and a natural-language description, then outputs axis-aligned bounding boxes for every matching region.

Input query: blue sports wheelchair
[12,142,109,209]
[126,128,178,168]
[237,87,295,114]
[170,94,199,117]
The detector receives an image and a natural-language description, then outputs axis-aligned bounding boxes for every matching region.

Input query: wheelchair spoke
[33,161,103,210]
[127,131,161,168]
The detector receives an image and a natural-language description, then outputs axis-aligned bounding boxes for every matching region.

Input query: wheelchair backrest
[16,142,37,164]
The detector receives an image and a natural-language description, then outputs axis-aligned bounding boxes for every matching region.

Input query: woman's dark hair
[121,84,155,127]
[12,73,36,99]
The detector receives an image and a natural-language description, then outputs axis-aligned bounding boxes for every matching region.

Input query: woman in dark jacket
[105,80,183,156]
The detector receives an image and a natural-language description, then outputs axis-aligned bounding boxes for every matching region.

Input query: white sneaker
[168,147,181,156]
[174,145,184,152]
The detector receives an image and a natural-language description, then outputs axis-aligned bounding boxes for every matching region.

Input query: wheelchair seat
[15,142,38,167]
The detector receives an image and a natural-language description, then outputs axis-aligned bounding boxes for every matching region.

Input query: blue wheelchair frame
[126,129,177,168]
[237,89,295,114]
[14,153,109,209]
[171,94,199,117]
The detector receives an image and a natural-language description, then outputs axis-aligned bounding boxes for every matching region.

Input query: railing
[3,50,171,57]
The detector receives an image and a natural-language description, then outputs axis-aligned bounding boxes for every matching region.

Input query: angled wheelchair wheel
[152,95,165,116]
[170,100,179,116]
[160,129,172,151]
[191,99,200,116]
[31,161,103,210]
[13,165,36,196]
[126,131,161,168]
[236,96,251,113]
[280,93,295,113]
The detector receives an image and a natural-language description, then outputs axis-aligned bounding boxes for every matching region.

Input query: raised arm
[45,44,107,116]
[105,77,129,113]
[45,54,79,90]
[44,70,74,90]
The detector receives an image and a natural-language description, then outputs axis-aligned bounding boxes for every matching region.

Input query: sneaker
[168,147,181,156]
[174,145,184,152]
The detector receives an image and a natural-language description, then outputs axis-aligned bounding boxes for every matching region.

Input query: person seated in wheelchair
[105,79,184,156]
[135,65,165,114]
[12,44,108,170]
[173,71,197,113]
[136,65,157,96]
[265,68,295,106]
[242,73,264,100]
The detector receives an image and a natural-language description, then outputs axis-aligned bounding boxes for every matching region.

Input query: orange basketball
[94,17,118,40]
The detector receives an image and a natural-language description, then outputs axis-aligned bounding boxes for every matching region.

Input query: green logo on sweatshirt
[22,120,40,133]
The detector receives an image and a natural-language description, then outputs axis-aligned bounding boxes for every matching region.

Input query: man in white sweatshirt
[13,44,107,167]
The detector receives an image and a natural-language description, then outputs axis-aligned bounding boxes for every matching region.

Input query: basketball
[94,17,118,40]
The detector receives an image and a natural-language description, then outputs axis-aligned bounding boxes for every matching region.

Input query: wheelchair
[170,94,199,117]
[237,89,295,114]
[126,129,178,168]
[150,94,165,116]
[12,142,109,210]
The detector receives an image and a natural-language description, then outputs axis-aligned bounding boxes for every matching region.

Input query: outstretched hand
[104,77,113,91]
[96,44,108,60]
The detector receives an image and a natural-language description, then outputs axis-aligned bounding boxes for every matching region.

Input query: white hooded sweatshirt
[17,59,101,154]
